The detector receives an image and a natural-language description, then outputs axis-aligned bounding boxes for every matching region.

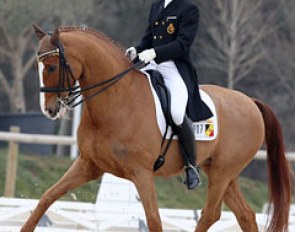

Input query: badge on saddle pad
[191,91,218,141]
[192,119,216,140]
[167,23,175,34]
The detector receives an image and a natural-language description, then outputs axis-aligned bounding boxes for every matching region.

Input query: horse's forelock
[38,36,57,55]
[50,27,60,47]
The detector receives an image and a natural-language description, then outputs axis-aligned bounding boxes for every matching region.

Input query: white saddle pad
[142,70,218,141]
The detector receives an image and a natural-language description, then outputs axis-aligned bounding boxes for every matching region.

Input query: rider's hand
[138,49,156,64]
[125,47,137,61]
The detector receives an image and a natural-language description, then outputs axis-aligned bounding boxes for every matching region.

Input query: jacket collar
[154,0,182,21]
[164,0,173,8]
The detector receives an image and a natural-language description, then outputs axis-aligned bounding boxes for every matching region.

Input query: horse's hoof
[20,226,31,232]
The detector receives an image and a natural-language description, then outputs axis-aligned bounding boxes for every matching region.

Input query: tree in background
[0,0,94,112]
[196,0,282,89]
[258,0,295,148]
[90,0,151,47]
[264,0,295,100]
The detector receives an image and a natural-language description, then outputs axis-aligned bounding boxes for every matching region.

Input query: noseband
[37,41,143,108]
[37,42,78,109]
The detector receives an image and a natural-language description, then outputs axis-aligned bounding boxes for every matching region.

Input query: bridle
[37,42,76,109]
[37,41,143,109]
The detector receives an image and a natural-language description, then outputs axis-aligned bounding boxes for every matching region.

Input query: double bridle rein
[37,40,173,170]
[37,41,143,108]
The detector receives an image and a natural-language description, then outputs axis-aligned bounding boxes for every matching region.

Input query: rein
[37,41,144,108]
[37,40,173,171]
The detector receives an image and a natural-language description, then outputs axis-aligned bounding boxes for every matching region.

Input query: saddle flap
[146,69,174,127]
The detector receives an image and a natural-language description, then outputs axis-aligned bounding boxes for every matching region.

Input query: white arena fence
[0,173,294,232]
[0,130,295,231]
[0,130,294,160]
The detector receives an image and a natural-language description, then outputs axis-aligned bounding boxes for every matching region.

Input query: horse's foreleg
[133,171,162,232]
[21,156,103,232]
[195,173,229,232]
[223,179,258,232]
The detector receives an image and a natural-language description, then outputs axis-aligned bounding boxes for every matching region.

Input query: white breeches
[142,60,188,125]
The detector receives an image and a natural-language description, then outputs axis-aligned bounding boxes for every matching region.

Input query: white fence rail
[0,130,294,159]
[0,173,295,232]
[0,130,295,231]
[0,129,294,198]
[0,130,75,145]
[255,150,295,161]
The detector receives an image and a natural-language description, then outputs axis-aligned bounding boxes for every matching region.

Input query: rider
[126,0,212,189]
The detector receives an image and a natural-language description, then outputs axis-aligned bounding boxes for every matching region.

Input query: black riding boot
[176,115,202,190]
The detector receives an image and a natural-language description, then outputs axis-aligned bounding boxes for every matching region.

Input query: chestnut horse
[21,25,292,232]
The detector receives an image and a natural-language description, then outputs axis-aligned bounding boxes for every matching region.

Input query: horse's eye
[47,65,57,74]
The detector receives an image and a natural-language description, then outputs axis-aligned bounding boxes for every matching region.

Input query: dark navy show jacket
[136,0,212,121]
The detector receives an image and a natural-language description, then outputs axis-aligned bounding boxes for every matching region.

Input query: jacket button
[155,22,159,25]
[159,36,163,39]
[162,21,165,25]
[153,36,157,40]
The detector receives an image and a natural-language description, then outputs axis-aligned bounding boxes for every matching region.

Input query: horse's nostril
[45,107,55,116]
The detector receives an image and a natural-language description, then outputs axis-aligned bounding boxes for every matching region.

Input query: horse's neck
[81,70,153,134]
[75,39,150,128]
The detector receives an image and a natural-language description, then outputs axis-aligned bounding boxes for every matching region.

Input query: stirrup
[184,164,202,189]
[187,164,200,175]
[181,165,199,182]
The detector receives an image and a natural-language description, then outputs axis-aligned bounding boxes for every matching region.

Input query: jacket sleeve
[154,5,199,63]
[135,5,154,53]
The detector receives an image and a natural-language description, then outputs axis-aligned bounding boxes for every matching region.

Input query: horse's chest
[80,140,130,176]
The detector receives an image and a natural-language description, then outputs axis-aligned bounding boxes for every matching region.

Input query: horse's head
[33,24,82,120]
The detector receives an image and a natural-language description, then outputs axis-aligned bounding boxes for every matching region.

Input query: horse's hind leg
[195,172,230,232]
[132,170,162,232]
[21,156,103,232]
[223,178,258,232]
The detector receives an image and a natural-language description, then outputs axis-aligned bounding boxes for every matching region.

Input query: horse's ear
[50,27,60,47]
[32,24,47,40]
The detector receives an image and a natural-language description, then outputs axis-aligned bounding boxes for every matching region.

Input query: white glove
[125,47,137,61]
[138,49,156,64]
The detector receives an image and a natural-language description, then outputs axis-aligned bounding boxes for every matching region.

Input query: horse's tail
[253,99,292,232]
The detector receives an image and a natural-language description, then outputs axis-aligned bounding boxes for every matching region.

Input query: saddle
[143,69,218,171]
[146,69,175,129]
